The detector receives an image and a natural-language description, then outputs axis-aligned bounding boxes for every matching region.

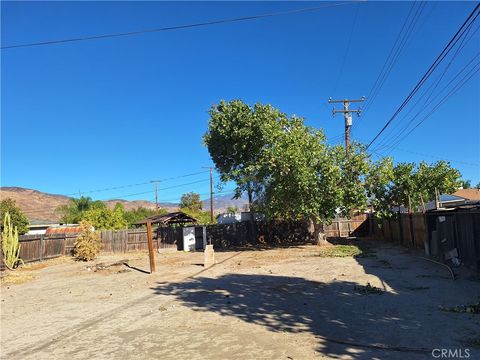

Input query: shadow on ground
[151,241,479,359]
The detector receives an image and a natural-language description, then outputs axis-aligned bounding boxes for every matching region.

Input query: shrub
[2,212,24,270]
[74,221,102,261]
[0,199,29,235]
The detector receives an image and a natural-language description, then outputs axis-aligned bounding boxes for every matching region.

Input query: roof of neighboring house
[134,211,198,226]
[453,189,480,201]
[45,225,82,234]
[440,194,465,203]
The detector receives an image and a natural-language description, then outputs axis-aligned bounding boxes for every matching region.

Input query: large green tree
[330,142,371,217]
[180,192,202,211]
[0,198,29,235]
[415,161,461,207]
[365,159,461,216]
[123,207,167,228]
[56,196,105,223]
[204,100,373,223]
[204,100,284,208]
[257,116,342,222]
[82,203,128,230]
[365,157,394,217]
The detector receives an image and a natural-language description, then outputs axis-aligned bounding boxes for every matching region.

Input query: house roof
[45,225,82,234]
[453,189,480,201]
[134,211,198,226]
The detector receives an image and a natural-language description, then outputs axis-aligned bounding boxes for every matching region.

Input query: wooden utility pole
[328,97,365,160]
[202,166,214,223]
[209,167,213,222]
[146,220,155,273]
[151,180,159,210]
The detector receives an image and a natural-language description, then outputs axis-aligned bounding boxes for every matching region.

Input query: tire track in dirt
[8,251,243,359]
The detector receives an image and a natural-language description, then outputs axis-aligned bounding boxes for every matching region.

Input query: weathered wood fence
[370,213,427,249]
[370,210,480,271]
[324,214,370,238]
[3,211,478,271]
[1,227,182,265]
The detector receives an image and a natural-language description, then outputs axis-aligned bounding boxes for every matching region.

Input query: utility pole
[328,97,365,160]
[202,166,214,223]
[150,180,159,210]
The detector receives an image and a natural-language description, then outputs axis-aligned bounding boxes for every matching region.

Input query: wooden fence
[323,214,370,238]
[370,213,427,249]
[4,211,478,271]
[1,227,183,265]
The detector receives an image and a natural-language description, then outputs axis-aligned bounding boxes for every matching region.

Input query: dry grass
[1,272,36,286]
[318,244,363,257]
[19,256,72,271]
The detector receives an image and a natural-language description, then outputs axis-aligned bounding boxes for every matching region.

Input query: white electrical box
[346,114,353,126]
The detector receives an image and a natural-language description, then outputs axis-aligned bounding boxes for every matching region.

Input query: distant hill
[0,186,249,223]
[0,187,176,222]
[203,193,249,213]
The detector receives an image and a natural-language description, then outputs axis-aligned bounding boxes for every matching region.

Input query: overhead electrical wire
[360,1,424,115]
[64,170,210,196]
[352,1,427,137]
[1,2,362,50]
[20,176,221,216]
[332,2,361,94]
[384,60,480,153]
[365,2,480,150]
[374,23,480,150]
[375,50,480,152]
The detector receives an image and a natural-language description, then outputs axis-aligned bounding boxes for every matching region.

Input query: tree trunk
[309,219,327,246]
[247,185,257,244]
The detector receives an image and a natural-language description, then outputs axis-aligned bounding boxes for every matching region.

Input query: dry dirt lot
[1,240,479,360]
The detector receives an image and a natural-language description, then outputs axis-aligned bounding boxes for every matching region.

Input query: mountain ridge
[0,186,247,222]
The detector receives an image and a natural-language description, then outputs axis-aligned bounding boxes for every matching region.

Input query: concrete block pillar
[204,244,215,267]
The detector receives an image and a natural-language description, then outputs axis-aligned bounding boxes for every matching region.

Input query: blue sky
[2,1,479,204]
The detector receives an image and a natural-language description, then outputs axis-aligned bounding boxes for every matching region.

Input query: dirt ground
[1,240,479,360]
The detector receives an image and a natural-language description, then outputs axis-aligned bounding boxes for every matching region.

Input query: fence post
[409,213,415,247]
[398,212,404,244]
[39,235,43,261]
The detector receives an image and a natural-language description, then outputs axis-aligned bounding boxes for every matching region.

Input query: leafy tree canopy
[56,196,105,223]
[82,203,128,230]
[366,159,461,217]
[460,179,471,189]
[204,100,286,206]
[123,207,167,228]
[180,192,202,211]
[0,198,29,235]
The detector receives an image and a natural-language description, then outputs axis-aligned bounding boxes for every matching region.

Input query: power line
[376,50,480,151]
[384,60,480,152]
[61,170,210,196]
[365,2,480,150]
[332,2,361,94]
[361,1,423,116]
[1,2,361,50]
[352,1,427,138]
[18,176,222,216]
[371,144,479,167]
[374,24,480,149]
